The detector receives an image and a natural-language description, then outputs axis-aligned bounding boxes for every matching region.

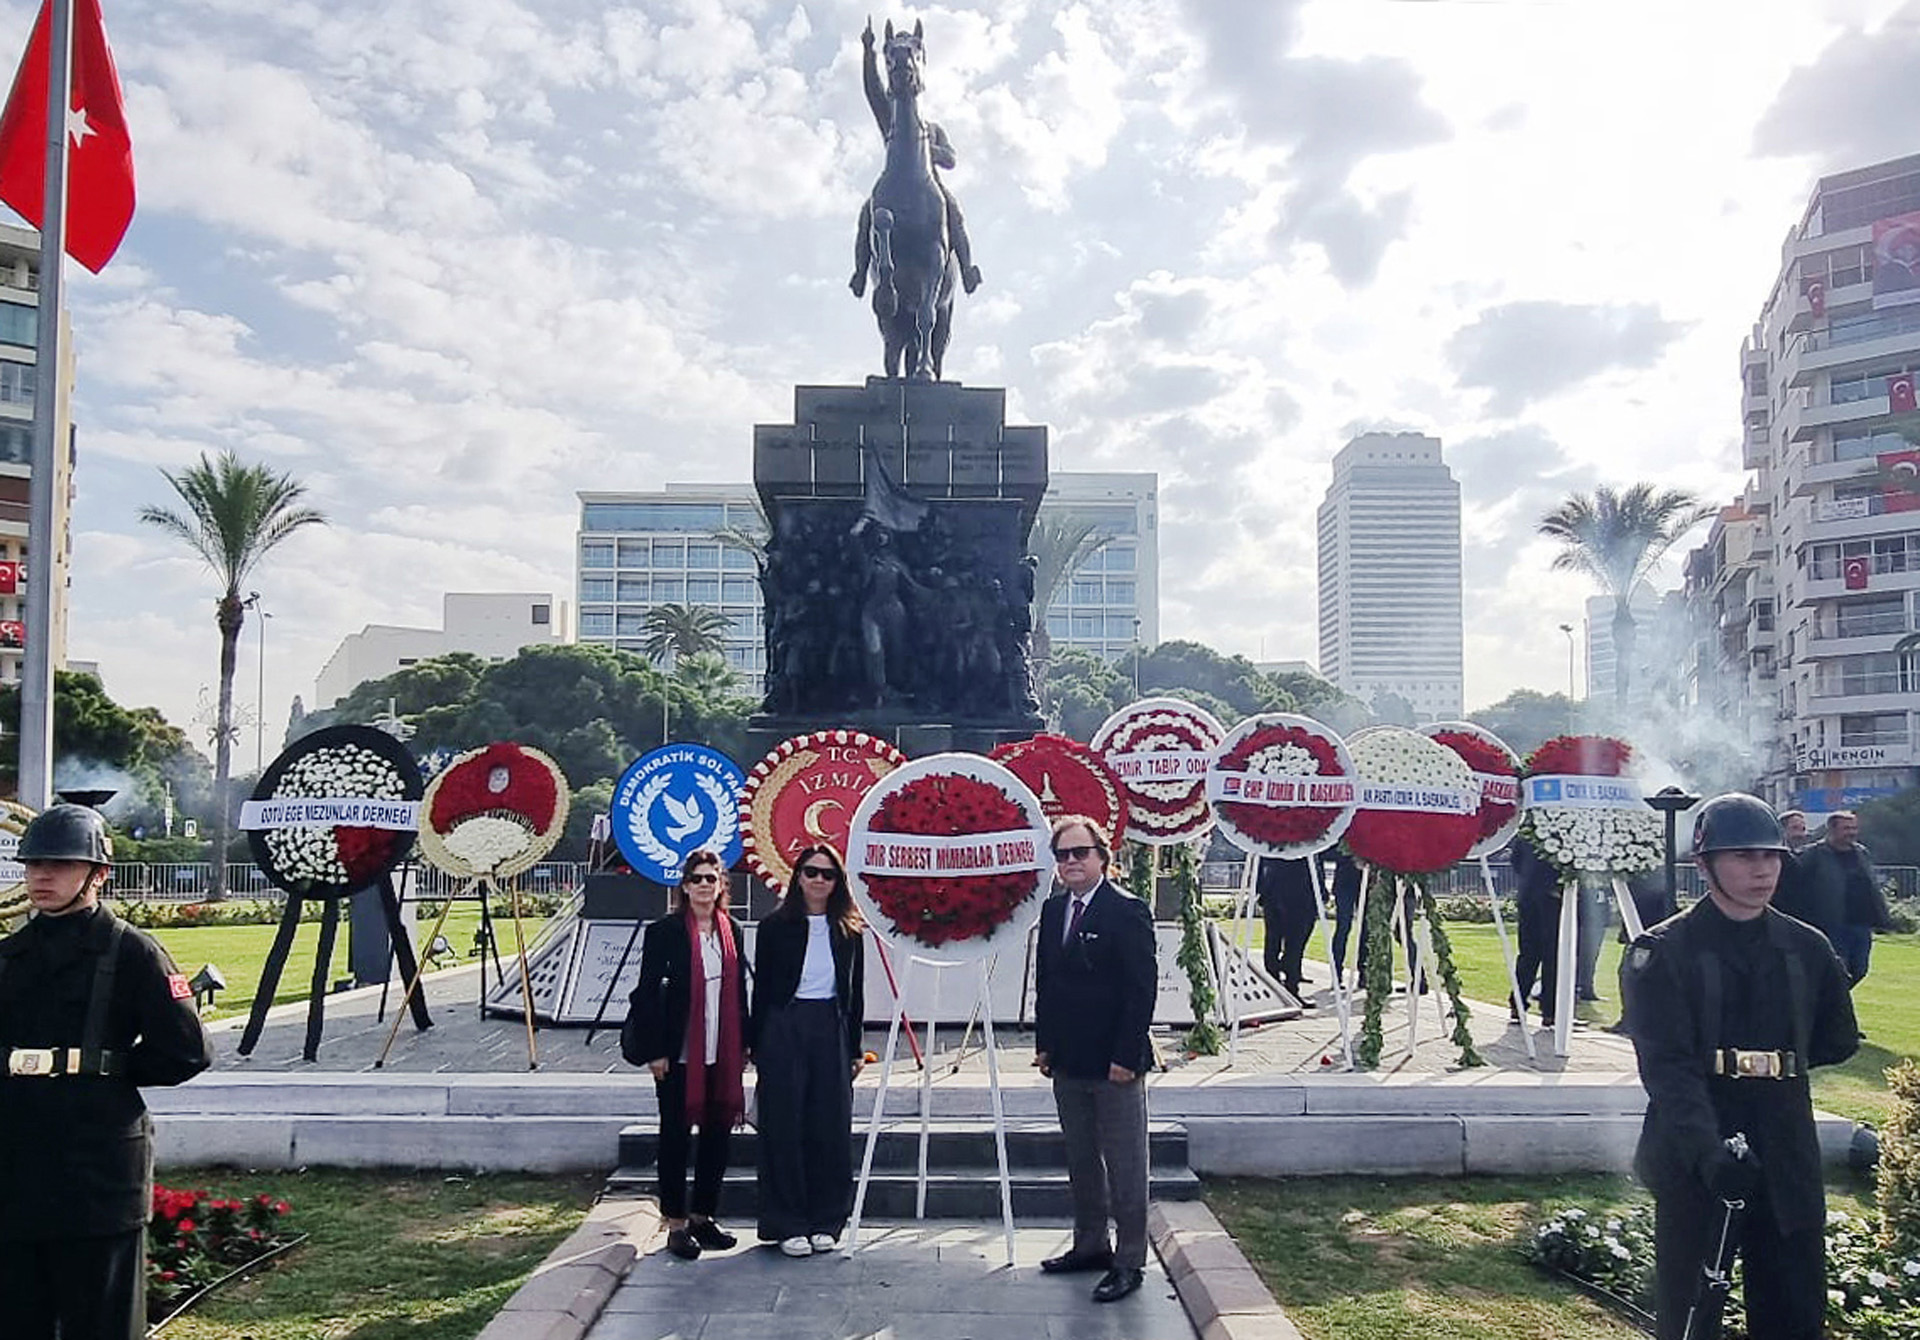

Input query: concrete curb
[472,1195,660,1340]
[1150,1199,1307,1340]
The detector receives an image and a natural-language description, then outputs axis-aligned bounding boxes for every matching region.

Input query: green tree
[1858,786,1920,866]
[641,603,731,666]
[1537,484,1711,703]
[140,452,326,898]
[1467,688,1579,757]
[1027,513,1116,681]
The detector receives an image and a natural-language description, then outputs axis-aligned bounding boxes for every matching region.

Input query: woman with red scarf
[622,848,750,1260]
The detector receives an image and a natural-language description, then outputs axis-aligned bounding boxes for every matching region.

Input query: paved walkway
[206,960,1637,1078]
[588,1221,1195,1340]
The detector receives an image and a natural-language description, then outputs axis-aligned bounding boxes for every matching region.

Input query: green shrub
[1881,1059,1920,1257]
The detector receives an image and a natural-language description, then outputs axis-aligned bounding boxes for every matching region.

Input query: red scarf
[682,908,746,1128]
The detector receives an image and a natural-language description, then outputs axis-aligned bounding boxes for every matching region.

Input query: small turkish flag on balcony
[1889,372,1918,414]
[1844,557,1871,590]
[0,560,15,594]
[1804,278,1826,318]
[0,618,21,646]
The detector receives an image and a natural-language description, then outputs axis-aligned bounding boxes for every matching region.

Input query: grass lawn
[146,903,542,1022]
[1232,913,1919,1126]
[151,1168,600,1340]
[1206,1173,1880,1340]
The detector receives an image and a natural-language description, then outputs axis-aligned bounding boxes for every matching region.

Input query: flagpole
[18,0,72,810]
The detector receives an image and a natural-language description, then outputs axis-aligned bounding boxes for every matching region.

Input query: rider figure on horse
[850,17,982,299]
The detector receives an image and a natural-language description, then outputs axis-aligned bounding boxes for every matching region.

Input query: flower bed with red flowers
[862,772,1042,948]
[149,1184,301,1320]
[1214,723,1350,851]
[1425,722,1522,854]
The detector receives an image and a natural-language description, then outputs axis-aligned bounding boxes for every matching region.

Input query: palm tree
[1537,484,1712,703]
[141,451,326,899]
[1026,512,1116,679]
[641,603,732,667]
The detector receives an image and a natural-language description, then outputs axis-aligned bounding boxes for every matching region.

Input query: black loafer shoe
[666,1227,701,1260]
[1040,1248,1113,1274]
[689,1219,737,1251]
[1091,1267,1144,1303]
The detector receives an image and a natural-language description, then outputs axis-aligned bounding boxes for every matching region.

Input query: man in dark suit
[1255,853,1323,1002]
[1032,815,1157,1304]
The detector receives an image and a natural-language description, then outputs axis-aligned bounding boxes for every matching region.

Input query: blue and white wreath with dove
[609,744,747,884]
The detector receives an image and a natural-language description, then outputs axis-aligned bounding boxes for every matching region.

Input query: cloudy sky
[12,0,1920,747]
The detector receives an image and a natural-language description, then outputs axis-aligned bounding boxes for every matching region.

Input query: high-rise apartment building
[1315,432,1463,721]
[1740,153,1920,815]
[0,222,74,686]
[575,473,1159,695]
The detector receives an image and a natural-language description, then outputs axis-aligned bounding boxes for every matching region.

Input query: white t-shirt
[678,926,724,1066]
[796,914,837,1000]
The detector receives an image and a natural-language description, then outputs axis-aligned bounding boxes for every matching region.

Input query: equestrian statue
[850,17,981,381]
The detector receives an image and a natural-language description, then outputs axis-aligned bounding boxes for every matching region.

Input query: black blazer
[750,913,865,1061]
[1033,879,1157,1080]
[621,913,750,1069]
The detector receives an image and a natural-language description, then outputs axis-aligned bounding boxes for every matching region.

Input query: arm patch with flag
[167,972,192,1001]
[0,0,135,273]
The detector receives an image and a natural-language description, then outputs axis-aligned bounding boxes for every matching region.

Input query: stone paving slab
[591,1221,1196,1340]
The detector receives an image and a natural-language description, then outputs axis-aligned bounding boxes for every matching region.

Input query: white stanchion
[1225,856,1258,1065]
[1553,879,1578,1058]
[917,969,939,1221]
[1479,856,1537,1063]
[976,959,1017,1268]
[1310,862,1355,1069]
[848,952,916,1250]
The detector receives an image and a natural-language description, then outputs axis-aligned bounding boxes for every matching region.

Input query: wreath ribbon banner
[1104,748,1212,781]
[1474,772,1521,804]
[1205,771,1355,808]
[1524,775,1644,809]
[854,827,1052,876]
[239,799,421,831]
[1353,782,1479,815]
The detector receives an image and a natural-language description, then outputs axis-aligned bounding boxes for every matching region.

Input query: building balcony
[1797,567,1920,604]
[1804,630,1908,659]
[1782,393,1889,443]
[1785,279,1874,335]
[1744,423,1772,470]
[1806,493,1919,541]
[1805,686,1915,714]
[1785,323,1920,388]
[1790,457,1876,497]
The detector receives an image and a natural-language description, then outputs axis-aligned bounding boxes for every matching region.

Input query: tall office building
[0,222,74,685]
[574,473,1160,695]
[1316,432,1463,721]
[1738,153,1920,814]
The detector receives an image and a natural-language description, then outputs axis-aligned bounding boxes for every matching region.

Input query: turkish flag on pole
[0,0,133,273]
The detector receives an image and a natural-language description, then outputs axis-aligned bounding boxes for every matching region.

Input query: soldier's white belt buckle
[7,1047,60,1076]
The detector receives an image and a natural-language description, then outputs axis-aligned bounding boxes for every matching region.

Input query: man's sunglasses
[797,865,837,880]
[1052,845,1100,862]
[683,872,721,885]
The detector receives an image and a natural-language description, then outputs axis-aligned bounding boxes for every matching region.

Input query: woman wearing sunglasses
[749,843,867,1257]
[621,848,750,1261]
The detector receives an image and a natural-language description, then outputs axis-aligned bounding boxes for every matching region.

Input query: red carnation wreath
[1342,726,1482,876]
[1205,713,1357,858]
[988,733,1129,840]
[741,731,905,888]
[1421,721,1522,860]
[417,743,570,879]
[846,754,1049,957]
[1091,697,1224,845]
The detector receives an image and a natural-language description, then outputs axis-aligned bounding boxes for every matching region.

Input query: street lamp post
[1645,785,1701,917]
[1558,623,1576,730]
[1132,617,1142,697]
[244,593,272,771]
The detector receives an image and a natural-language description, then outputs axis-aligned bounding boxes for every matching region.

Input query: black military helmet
[17,802,114,864]
[1692,793,1788,856]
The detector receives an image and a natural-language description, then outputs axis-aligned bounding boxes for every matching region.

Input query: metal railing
[108,861,589,901]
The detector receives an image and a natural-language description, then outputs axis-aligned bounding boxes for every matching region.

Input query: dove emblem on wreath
[628,773,739,878]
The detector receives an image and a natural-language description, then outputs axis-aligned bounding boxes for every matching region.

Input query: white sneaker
[809,1233,838,1252]
[780,1236,813,1257]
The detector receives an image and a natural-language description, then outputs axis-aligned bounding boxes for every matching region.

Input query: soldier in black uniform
[0,804,214,1339]
[1620,794,1857,1340]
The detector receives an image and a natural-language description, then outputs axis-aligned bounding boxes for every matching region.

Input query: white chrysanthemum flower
[444,815,531,871]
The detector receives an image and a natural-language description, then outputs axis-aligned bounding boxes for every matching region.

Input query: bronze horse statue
[852,20,960,381]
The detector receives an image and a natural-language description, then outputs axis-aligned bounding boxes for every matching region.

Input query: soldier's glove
[1700,1143,1762,1202]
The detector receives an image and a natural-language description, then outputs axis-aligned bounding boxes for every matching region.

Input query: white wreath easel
[1549,872,1647,1057]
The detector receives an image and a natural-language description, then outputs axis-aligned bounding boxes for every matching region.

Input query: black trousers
[0,1228,145,1339]
[655,1061,734,1220]
[754,998,853,1242]
[1514,890,1559,1017]
[1654,1183,1824,1340]
[1262,889,1315,991]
